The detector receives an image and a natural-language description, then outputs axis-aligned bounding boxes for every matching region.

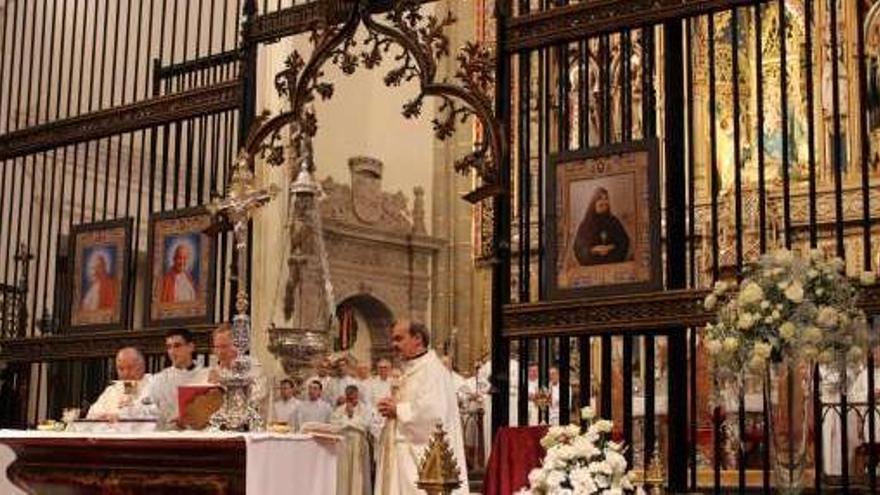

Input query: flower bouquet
[702,248,873,492]
[703,248,871,388]
[517,407,638,495]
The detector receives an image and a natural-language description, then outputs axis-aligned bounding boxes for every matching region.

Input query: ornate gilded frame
[544,140,661,301]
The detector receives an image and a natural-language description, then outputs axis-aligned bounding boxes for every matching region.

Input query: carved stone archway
[335,293,394,365]
[320,156,444,356]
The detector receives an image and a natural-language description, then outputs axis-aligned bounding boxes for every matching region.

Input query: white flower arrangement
[517,407,641,495]
[703,248,872,387]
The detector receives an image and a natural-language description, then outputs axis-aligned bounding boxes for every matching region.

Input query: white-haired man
[87,347,155,420]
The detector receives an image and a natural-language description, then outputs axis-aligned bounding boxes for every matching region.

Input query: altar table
[0,430,339,495]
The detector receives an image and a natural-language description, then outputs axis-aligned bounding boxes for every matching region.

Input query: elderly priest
[375,320,468,495]
[87,347,155,420]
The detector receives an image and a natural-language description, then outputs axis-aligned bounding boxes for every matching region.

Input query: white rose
[779,321,797,340]
[774,249,793,265]
[749,355,767,371]
[761,301,770,309]
[545,471,566,489]
[817,306,839,329]
[738,282,764,306]
[591,419,613,434]
[807,268,819,280]
[737,313,756,330]
[764,316,773,324]
[704,294,717,311]
[580,406,595,421]
[803,326,823,344]
[771,310,781,321]
[777,280,790,291]
[802,345,819,360]
[706,339,722,355]
[723,337,739,352]
[816,287,825,297]
[753,342,773,359]
[861,271,877,286]
[784,282,804,303]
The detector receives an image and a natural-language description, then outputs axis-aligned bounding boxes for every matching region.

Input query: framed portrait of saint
[544,140,661,300]
[144,207,216,327]
[68,218,133,331]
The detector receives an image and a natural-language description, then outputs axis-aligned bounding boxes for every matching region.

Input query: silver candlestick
[207,152,279,432]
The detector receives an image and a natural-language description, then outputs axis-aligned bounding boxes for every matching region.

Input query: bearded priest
[374,320,468,495]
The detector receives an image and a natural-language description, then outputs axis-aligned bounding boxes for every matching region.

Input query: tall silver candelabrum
[207,152,279,432]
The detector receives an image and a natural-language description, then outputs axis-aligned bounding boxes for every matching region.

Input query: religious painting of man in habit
[546,142,660,300]
[69,219,132,331]
[145,207,215,327]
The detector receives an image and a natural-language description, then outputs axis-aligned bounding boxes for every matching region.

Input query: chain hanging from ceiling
[245,0,504,203]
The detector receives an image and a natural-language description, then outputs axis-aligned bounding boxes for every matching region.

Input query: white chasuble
[375,350,468,495]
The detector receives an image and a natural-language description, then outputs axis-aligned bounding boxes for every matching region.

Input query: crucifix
[206,151,279,431]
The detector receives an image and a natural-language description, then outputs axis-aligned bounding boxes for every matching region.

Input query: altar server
[293,379,333,431]
[148,328,210,429]
[375,320,468,495]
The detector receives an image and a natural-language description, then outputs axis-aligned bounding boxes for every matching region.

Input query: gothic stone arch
[321,157,443,357]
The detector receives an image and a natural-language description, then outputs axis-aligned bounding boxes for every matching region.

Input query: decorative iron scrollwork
[244,0,504,203]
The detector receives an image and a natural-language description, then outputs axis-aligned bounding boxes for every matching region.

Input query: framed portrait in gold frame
[544,140,661,300]
[68,218,133,331]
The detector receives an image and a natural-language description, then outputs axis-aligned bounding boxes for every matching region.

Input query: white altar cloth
[0,429,339,495]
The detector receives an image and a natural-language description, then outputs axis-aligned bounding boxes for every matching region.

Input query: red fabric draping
[483,426,548,495]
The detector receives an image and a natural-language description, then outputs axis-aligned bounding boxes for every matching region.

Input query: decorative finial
[416,423,461,495]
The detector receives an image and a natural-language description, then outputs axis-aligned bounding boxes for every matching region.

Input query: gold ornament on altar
[416,423,462,495]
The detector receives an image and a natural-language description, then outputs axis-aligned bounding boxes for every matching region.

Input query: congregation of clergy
[86,320,470,495]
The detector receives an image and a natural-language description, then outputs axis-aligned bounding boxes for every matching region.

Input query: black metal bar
[664,18,688,491]
[686,20,697,486]
[601,35,611,145]
[518,340,529,425]
[814,364,823,492]
[6,0,25,286]
[559,337,570,425]
[580,336,591,408]
[828,2,847,487]
[868,349,877,492]
[491,0,513,435]
[804,0,817,247]
[600,336,611,420]
[708,14,719,280]
[755,3,767,253]
[778,0,791,248]
[28,0,52,336]
[622,29,631,142]
[0,0,10,135]
[578,39,586,149]
[644,334,656,468]
[623,335,633,466]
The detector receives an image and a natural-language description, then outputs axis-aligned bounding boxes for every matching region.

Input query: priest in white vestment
[207,323,269,416]
[332,384,373,495]
[293,379,333,431]
[368,359,394,408]
[375,320,468,495]
[148,328,210,429]
[87,347,156,420]
[272,378,300,425]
